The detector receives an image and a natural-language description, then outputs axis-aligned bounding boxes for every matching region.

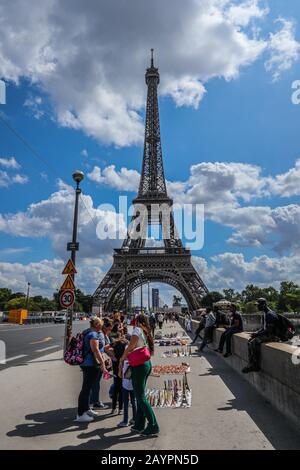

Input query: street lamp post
[123,247,129,316]
[64,170,84,351]
[139,269,144,314]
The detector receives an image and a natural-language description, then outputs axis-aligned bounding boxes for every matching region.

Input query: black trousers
[192,324,204,344]
[78,366,101,416]
[218,327,242,354]
[112,376,123,410]
[248,334,279,368]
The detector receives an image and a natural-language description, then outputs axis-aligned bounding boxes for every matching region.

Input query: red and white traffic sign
[59,289,75,309]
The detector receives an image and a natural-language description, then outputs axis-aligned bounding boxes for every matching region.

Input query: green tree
[223,289,242,303]
[277,281,300,312]
[0,288,12,310]
[201,291,224,308]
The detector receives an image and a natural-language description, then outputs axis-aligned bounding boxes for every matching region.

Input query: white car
[54,312,67,323]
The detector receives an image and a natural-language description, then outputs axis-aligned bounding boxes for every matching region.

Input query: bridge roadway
[0,321,299,450]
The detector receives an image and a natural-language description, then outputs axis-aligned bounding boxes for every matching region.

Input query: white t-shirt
[132,326,146,349]
[122,360,133,391]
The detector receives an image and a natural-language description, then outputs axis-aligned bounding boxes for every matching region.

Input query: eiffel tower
[93,51,208,312]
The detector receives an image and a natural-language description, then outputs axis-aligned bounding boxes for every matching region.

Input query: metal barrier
[24,316,54,325]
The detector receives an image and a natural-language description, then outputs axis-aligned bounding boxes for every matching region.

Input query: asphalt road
[0,321,89,370]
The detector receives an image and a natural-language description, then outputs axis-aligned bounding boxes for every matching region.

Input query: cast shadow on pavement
[197,350,300,450]
[6,408,110,439]
[60,426,153,450]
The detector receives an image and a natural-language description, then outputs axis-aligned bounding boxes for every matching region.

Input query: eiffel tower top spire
[137,49,168,199]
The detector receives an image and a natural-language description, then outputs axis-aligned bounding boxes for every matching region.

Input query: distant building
[152,288,159,311]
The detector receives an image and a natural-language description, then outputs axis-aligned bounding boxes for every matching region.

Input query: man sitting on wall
[215,303,243,357]
[198,307,216,352]
[242,298,281,374]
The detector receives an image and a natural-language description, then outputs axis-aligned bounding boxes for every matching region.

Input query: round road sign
[59,289,75,309]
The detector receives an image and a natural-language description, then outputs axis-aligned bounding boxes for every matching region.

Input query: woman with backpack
[118,314,159,437]
[75,317,109,423]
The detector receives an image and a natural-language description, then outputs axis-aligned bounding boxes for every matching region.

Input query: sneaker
[117,421,129,428]
[131,426,144,433]
[87,409,99,418]
[214,349,222,353]
[223,353,232,358]
[74,412,94,423]
[109,408,118,415]
[92,402,109,409]
[118,409,123,415]
[140,426,160,437]
[129,418,135,426]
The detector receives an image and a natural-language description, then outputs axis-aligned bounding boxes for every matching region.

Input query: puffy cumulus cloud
[207,252,300,290]
[0,0,297,146]
[268,159,300,197]
[226,0,269,27]
[2,249,300,297]
[0,256,112,297]
[168,161,269,214]
[164,77,206,109]
[0,182,127,258]
[265,18,300,82]
[84,159,300,252]
[88,165,140,192]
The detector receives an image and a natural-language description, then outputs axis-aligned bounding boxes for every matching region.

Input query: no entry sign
[59,289,75,309]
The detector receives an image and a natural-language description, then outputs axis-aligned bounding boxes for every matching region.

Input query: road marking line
[0,325,63,333]
[30,337,53,345]
[35,345,60,353]
[5,354,27,363]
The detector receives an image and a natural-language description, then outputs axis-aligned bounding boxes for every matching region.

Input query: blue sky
[1,0,300,305]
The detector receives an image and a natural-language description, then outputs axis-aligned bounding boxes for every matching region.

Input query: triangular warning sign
[61,275,75,290]
[62,259,77,275]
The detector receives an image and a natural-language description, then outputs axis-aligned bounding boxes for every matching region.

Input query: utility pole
[25,282,31,309]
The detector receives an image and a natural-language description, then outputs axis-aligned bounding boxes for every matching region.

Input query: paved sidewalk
[1,322,300,450]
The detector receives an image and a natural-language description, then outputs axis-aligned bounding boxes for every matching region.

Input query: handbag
[128,330,151,367]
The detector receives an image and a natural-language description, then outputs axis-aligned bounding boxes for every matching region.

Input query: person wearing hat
[242,298,281,374]
[215,303,244,357]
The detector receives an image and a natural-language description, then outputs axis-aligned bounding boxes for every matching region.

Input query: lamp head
[72,170,84,184]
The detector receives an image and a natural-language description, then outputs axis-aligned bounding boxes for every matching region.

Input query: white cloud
[207,251,300,291]
[84,159,300,253]
[265,18,300,81]
[226,0,269,27]
[88,165,140,192]
[164,77,206,109]
[268,159,300,197]
[0,182,127,258]
[12,174,29,185]
[81,149,88,158]
[0,157,20,169]
[0,257,110,297]
[0,0,296,146]
[24,95,44,119]
[0,170,29,187]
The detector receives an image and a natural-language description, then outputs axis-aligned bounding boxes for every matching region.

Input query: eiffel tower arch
[93,51,208,312]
